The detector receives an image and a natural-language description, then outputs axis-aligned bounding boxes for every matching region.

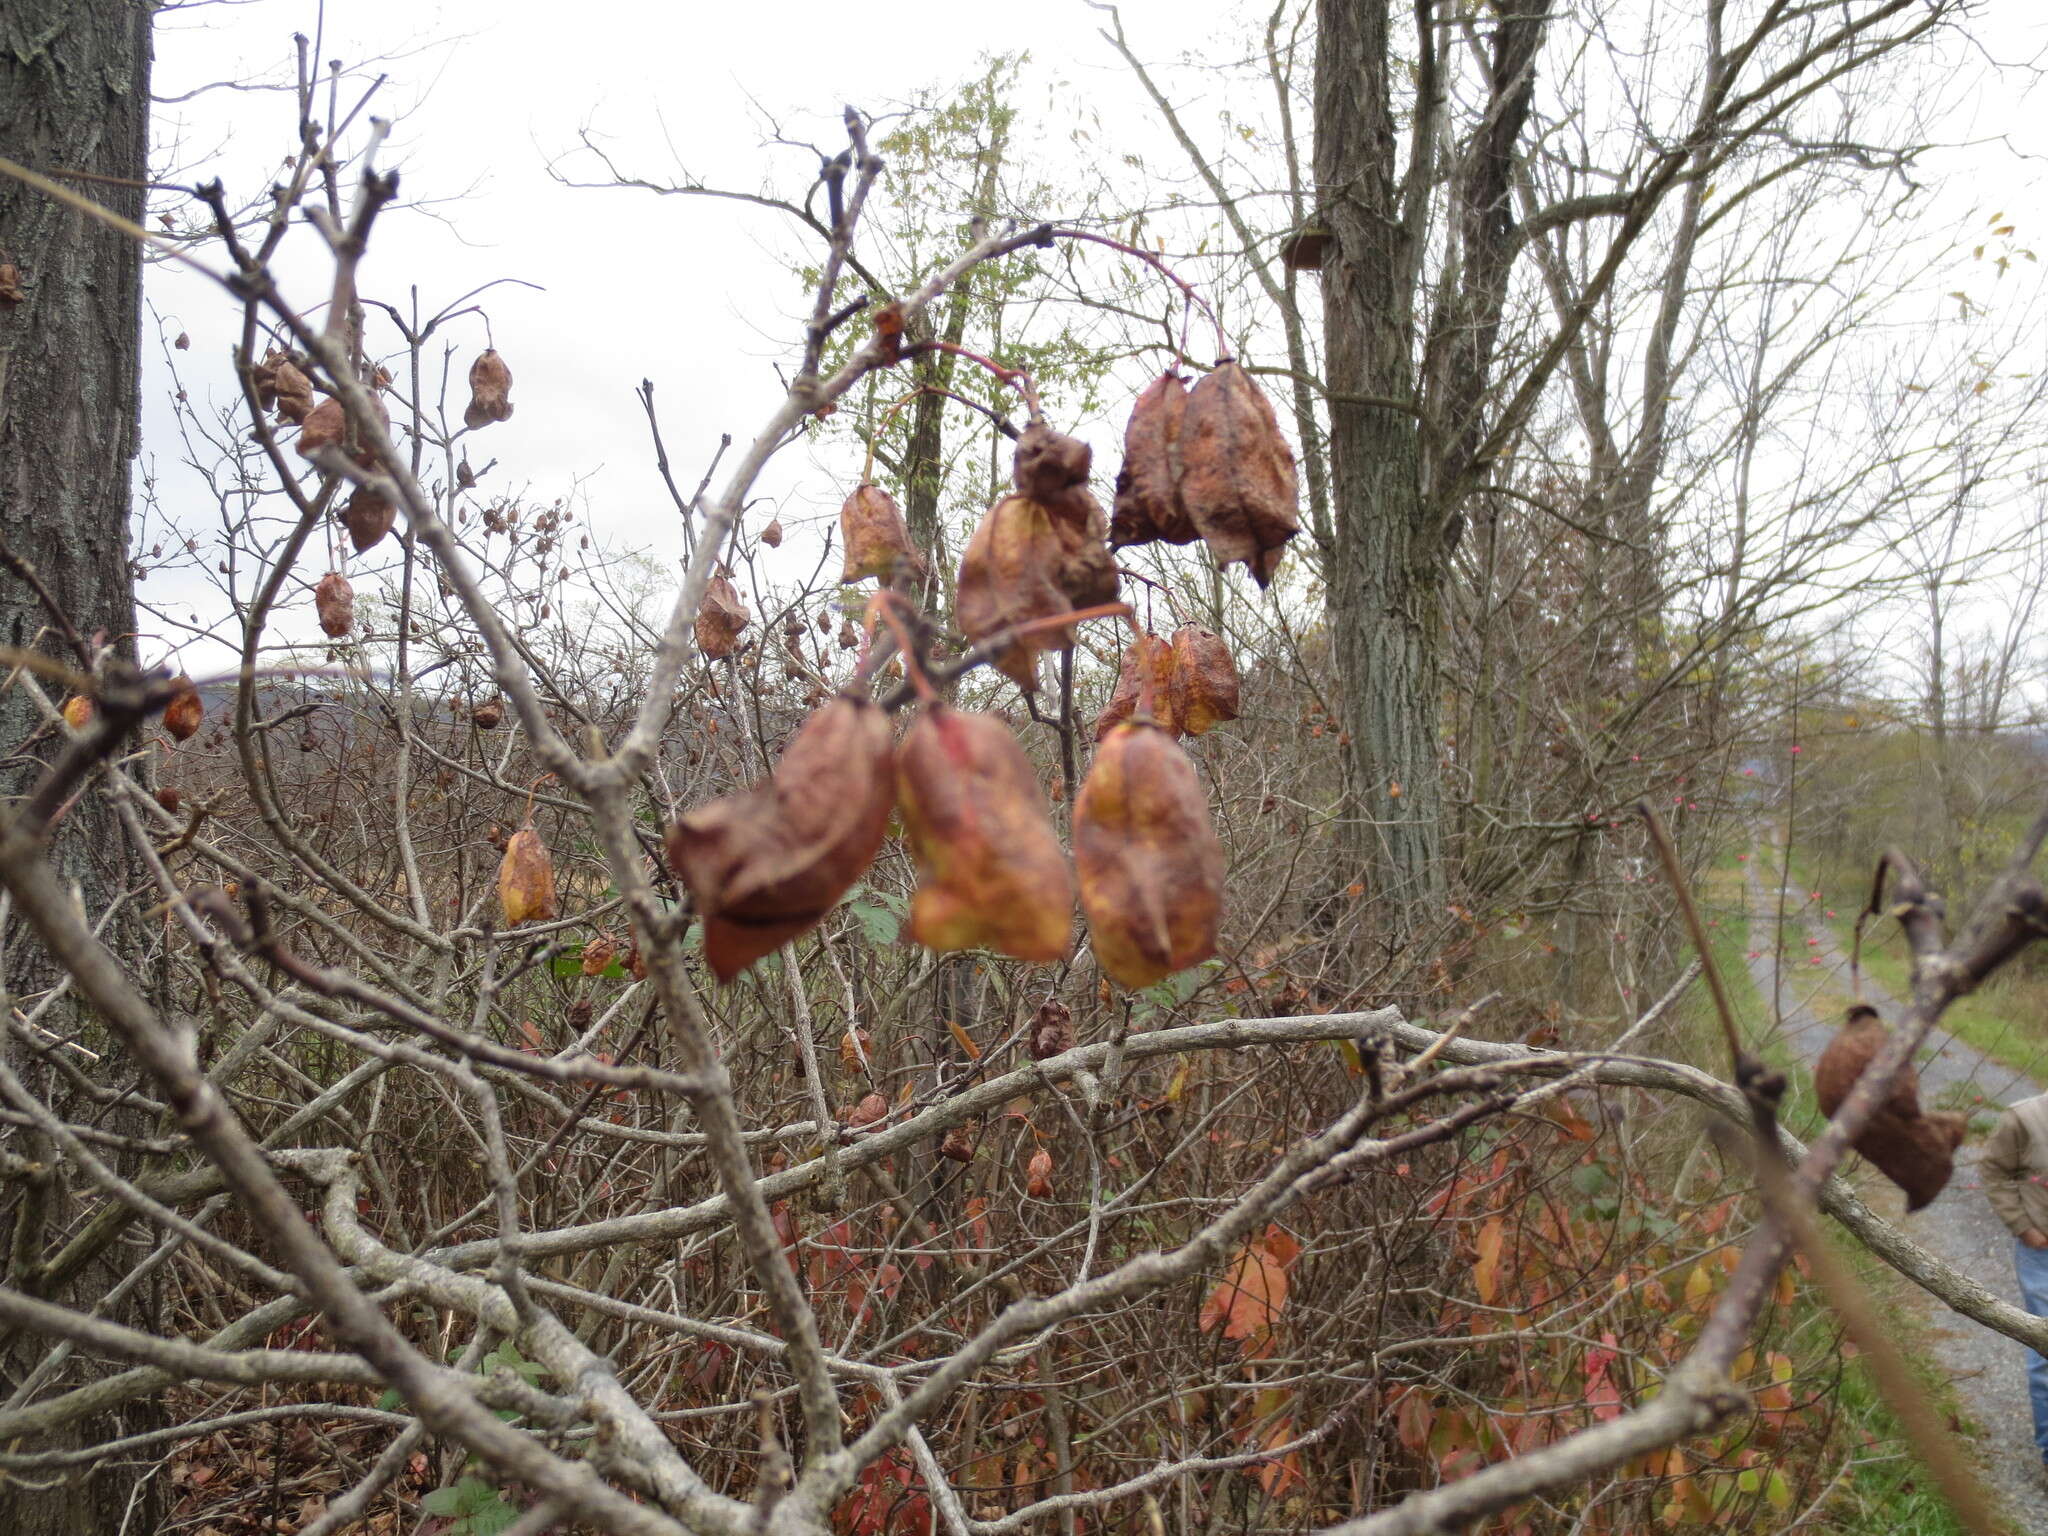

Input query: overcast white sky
[133,1,2048,684]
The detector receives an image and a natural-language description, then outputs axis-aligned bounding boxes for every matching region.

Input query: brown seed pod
[580,933,619,976]
[472,700,504,730]
[1094,633,1180,739]
[456,457,477,490]
[694,572,749,660]
[313,572,355,638]
[837,619,860,651]
[939,1123,978,1164]
[342,483,397,553]
[845,1092,889,1130]
[59,694,94,732]
[1012,422,1093,518]
[294,392,390,467]
[1813,1003,1963,1210]
[1111,372,1199,547]
[666,695,896,981]
[155,786,183,815]
[163,675,204,742]
[1167,626,1241,736]
[497,824,559,927]
[1074,720,1224,989]
[271,359,316,425]
[1178,361,1299,587]
[760,517,784,549]
[839,483,922,583]
[896,705,1073,963]
[463,348,514,430]
[956,490,1117,692]
[1028,999,1075,1060]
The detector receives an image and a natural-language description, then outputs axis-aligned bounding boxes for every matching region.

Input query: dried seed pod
[896,705,1073,962]
[1026,1146,1055,1199]
[1095,634,1179,739]
[665,695,896,981]
[1179,361,1299,587]
[272,359,316,425]
[313,572,355,638]
[497,824,560,927]
[1012,422,1093,519]
[760,517,784,549]
[580,933,619,976]
[473,700,504,730]
[1028,999,1075,1060]
[342,483,397,553]
[839,483,922,583]
[60,695,94,731]
[1074,720,1224,989]
[837,619,860,651]
[1813,1004,1963,1210]
[296,392,389,466]
[626,937,648,981]
[567,997,593,1032]
[456,456,477,490]
[939,1123,977,1163]
[839,1026,873,1072]
[1167,626,1240,736]
[252,348,285,411]
[163,676,204,742]
[846,1091,889,1130]
[463,348,515,430]
[155,786,183,814]
[694,572,749,660]
[1110,371,1199,547]
[956,490,1117,692]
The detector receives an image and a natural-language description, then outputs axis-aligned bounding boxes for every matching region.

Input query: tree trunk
[0,4,157,1531]
[1314,0,1445,924]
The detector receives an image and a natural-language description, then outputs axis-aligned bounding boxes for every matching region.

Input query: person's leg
[2015,1240,2048,1462]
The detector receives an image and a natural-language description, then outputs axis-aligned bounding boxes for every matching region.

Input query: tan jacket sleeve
[1983,1110,2036,1237]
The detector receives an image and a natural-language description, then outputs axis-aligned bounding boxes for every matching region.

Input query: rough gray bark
[1314,0,1553,934]
[0,3,157,1532]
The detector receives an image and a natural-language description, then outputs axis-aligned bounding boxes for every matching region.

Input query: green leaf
[845,898,900,947]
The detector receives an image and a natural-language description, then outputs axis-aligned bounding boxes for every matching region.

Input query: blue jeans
[2016,1239,2048,1461]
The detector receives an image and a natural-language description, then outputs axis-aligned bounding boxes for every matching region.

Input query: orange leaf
[947,1020,982,1060]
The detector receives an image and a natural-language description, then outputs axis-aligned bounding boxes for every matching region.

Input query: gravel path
[1743,857,2048,1531]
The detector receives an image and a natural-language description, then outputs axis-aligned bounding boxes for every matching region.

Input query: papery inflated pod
[760,517,784,549]
[1167,626,1240,736]
[839,483,922,583]
[838,619,860,652]
[1074,720,1223,988]
[1094,633,1179,739]
[1814,1003,1965,1210]
[456,457,477,490]
[1028,999,1075,1060]
[580,933,619,976]
[1110,372,1198,547]
[464,348,515,430]
[61,695,94,731]
[163,675,204,742]
[473,700,504,730]
[252,348,285,411]
[314,572,355,638]
[694,572,749,660]
[896,705,1072,962]
[1012,422,1093,518]
[497,824,560,926]
[342,483,397,553]
[155,786,183,815]
[666,695,896,981]
[272,359,316,425]
[1178,361,1299,587]
[1026,1146,1055,1199]
[296,392,389,466]
[956,490,1117,693]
